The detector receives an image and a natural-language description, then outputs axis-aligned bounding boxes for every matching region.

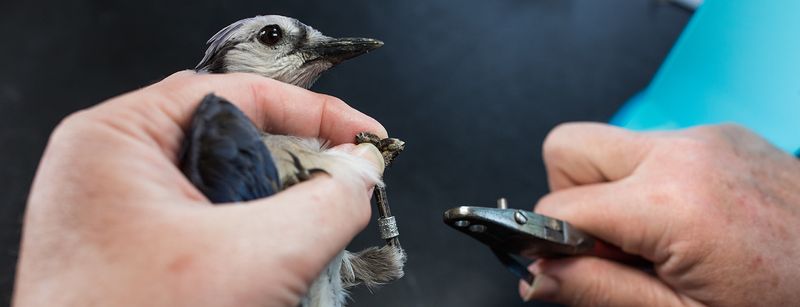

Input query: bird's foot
[355,132,405,167]
[283,151,329,187]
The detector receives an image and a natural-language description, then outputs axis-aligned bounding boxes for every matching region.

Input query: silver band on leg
[378,216,399,240]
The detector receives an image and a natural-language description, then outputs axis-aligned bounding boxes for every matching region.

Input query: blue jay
[179,15,405,307]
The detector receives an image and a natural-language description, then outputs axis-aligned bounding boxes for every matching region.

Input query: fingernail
[522,274,559,302]
[352,143,385,175]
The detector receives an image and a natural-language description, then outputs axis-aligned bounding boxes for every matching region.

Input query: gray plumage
[185,15,404,307]
[196,15,383,89]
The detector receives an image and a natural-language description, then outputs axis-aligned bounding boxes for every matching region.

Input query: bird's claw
[355,132,405,167]
[285,151,329,186]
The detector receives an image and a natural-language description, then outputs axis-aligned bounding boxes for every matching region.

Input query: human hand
[14,71,387,307]
[520,123,800,306]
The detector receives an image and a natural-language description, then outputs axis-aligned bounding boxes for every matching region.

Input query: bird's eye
[257,24,283,46]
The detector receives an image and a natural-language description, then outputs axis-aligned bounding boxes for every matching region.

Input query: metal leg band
[378,216,399,240]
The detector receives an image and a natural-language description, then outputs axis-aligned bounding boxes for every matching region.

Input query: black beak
[301,37,384,65]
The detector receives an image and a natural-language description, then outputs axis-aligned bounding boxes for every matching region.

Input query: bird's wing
[179,93,280,203]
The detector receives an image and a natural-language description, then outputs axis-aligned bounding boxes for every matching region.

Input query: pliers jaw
[443,198,595,282]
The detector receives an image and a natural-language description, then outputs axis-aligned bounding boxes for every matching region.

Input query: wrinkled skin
[14,71,387,307]
[520,123,800,306]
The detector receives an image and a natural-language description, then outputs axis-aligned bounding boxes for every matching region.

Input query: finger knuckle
[685,123,753,146]
[715,123,763,145]
[654,138,719,188]
[248,78,276,104]
[161,70,196,83]
[684,126,728,149]
[52,110,96,137]
[543,122,625,163]
[247,79,290,125]
[668,133,711,152]
[715,123,748,133]
[317,93,348,110]
[544,123,586,145]
[542,123,584,163]
[658,136,720,171]
[57,109,90,127]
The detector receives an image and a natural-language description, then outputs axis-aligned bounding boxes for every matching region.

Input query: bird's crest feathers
[195,17,253,71]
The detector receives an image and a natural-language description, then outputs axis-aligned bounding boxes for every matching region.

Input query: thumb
[331,142,386,176]
[520,258,688,307]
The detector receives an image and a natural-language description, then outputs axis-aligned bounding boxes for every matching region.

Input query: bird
[178,15,405,307]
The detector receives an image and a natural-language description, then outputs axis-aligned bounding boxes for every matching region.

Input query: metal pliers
[443,198,596,283]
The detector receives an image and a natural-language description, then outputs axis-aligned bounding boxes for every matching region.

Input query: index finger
[116,71,388,144]
[534,182,672,263]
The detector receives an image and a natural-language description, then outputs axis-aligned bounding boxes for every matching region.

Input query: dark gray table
[0,0,689,305]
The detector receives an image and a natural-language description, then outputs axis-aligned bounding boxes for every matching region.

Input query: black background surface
[1,1,689,305]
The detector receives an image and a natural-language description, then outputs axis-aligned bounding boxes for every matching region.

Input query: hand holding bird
[16,71,385,307]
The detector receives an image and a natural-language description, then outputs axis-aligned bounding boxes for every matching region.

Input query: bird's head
[195,15,383,89]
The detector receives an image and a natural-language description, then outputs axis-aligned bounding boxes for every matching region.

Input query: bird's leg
[373,186,401,247]
[354,132,405,247]
[340,132,407,288]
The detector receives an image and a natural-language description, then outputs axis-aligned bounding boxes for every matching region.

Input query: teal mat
[612,0,800,153]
